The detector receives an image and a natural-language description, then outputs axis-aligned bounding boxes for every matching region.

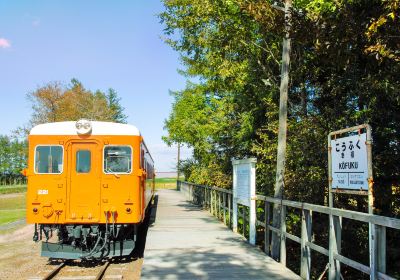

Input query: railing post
[204,186,206,208]
[280,205,287,266]
[264,201,271,255]
[301,209,312,280]
[210,189,213,215]
[376,225,386,274]
[223,193,227,225]
[206,187,209,210]
[233,197,238,232]
[329,215,342,280]
[249,197,256,245]
[369,223,377,280]
[218,192,221,219]
[243,207,247,237]
[228,193,232,229]
[214,190,217,217]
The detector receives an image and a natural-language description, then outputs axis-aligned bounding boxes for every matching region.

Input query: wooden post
[366,126,377,280]
[369,223,377,280]
[218,192,221,219]
[280,205,287,266]
[232,161,238,233]
[250,198,257,245]
[177,143,181,180]
[249,160,257,245]
[203,186,206,208]
[301,209,312,279]
[329,215,342,280]
[223,193,227,225]
[264,201,271,255]
[206,187,210,210]
[376,225,386,274]
[228,193,232,229]
[210,190,214,216]
[214,190,217,217]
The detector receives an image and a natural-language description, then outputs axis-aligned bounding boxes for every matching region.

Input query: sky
[0,1,192,171]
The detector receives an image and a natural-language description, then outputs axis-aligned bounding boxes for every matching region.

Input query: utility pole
[271,0,292,261]
[177,143,181,180]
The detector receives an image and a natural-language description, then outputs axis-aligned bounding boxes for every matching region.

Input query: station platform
[141,189,300,280]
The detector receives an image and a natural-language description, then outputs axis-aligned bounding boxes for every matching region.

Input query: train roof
[29,121,141,136]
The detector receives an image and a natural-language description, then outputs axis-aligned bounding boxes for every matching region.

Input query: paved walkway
[141,189,300,280]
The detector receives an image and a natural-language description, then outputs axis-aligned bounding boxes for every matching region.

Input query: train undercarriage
[35,223,139,259]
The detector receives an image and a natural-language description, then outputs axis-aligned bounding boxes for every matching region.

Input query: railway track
[28,258,138,280]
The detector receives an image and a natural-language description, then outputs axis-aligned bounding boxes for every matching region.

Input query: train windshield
[35,145,63,174]
[104,146,132,174]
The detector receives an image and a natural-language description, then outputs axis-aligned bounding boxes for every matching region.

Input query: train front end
[26,120,154,259]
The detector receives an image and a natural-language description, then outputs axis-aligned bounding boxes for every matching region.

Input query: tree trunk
[271,0,292,261]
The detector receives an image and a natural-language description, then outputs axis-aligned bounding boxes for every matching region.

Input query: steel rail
[42,261,66,280]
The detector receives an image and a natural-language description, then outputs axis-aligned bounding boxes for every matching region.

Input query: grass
[0,193,26,225]
[155,178,178,190]
[0,210,26,224]
[0,185,27,194]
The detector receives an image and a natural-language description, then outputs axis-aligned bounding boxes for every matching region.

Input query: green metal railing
[178,181,400,280]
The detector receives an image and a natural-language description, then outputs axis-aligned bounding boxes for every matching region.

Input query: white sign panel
[232,158,256,245]
[234,164,251,207]
[331,133,368,190]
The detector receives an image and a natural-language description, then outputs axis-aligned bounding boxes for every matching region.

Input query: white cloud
[0,38,11,49]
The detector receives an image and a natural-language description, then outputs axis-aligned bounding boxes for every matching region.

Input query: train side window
[76,150,91,173]
[104,146,132,174]
[35,145,63,174]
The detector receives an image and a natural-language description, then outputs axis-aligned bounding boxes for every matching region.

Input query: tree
[106,89,128,124]
[20,79,128,135]
[0,135,27,184]
[161,0,400,277]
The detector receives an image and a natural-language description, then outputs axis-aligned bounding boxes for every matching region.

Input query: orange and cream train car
[25,120,155,259]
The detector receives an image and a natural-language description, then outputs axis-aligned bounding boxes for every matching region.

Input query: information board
[232,157,256,244]
[234,163,251,206]
[331,133,368,190]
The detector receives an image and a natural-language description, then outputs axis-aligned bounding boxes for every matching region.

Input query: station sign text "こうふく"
[331,133,368,190]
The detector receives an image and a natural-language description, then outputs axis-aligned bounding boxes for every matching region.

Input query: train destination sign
[331,133,368,190]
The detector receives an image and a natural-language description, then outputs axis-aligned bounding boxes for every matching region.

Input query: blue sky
[0,1,191,171]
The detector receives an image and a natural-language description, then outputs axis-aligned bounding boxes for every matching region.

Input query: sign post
[232,158,257,245]
[328,124,376,280]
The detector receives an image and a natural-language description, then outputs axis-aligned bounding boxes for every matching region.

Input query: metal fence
[178,181,400,280]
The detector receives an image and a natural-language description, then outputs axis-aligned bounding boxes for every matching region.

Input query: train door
[67,142,100,222]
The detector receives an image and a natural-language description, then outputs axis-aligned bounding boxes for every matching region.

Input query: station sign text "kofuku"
[331,133,368,190]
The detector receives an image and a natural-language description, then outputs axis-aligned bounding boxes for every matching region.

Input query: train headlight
[75,119,92,135]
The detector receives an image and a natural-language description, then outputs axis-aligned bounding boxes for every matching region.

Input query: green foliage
[17,79,128,136]
[161,0,400,202]
[161,1,399,277]
[0,135,27,179]
[107,88,128,124]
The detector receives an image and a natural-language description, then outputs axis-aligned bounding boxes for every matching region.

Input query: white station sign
[331,133,368,190]
[232,157,256,245]
[234,164,252,207]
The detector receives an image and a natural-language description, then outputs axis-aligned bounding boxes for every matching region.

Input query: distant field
[0,193,26,225]
[155,178,177,190]
[0,185,27,195]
